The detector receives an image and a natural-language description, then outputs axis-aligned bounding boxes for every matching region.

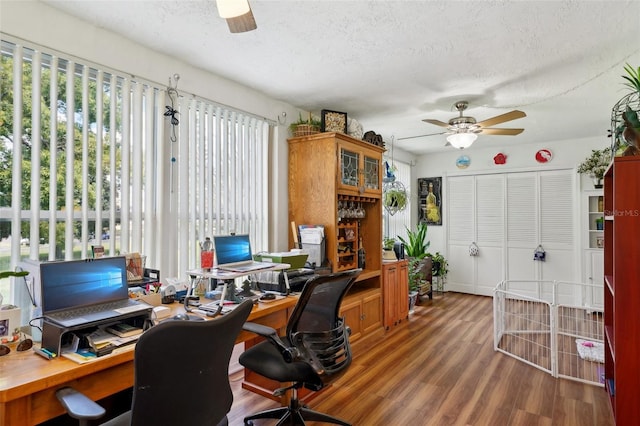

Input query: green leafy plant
[288,112,321,134]
[622,63,640,93]
[383,188,407,211]
[407,257,423,292]
[577,148,612,180]
[397,222,430,259]
[612,64,640,154]
[428,252,448,278]
[383,237,395,251]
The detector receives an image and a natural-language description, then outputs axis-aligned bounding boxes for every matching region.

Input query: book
[105,323,143,338]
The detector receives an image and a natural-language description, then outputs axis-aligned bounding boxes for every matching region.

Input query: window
[0,37,270,289]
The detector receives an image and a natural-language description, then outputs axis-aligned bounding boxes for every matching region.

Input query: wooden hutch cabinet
[288,132,384,342]
[603,156,640,424]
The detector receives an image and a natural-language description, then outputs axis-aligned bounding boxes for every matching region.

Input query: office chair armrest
[242,321,277,337]
[243,322,300,362]
[55,387,106,421]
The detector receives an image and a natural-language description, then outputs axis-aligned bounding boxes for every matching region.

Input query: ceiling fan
[412,101,526,149]
[217,0,257,33]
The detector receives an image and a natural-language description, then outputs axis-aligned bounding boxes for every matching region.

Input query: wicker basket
[292,124,320,137]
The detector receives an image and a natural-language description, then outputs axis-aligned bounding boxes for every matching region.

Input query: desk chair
[239,269,361,426]
[55,299,254,426]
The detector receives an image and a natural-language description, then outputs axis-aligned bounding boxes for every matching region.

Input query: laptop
[40,256,151,328]
[213,234,275,272]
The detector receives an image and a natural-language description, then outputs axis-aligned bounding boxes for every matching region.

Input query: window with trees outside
[0,37,270,302]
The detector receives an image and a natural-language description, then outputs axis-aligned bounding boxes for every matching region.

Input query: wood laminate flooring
[227,292,614,426]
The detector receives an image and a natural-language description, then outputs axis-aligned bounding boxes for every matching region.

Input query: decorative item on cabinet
[289,112,321,137]
[610,63,640,156]
[320,109,347,134]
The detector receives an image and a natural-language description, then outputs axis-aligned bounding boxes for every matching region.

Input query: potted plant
[382,237,397,260]
[398,223,430,310]
[407,258,422,313]
[289,112,321,137]
[427,251,448,292]
[397,222,430,260]
[612,63,640,155]
[383,187,408,211]
[577,148,612,188]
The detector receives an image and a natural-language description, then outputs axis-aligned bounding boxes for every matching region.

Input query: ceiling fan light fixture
[216,0,250,18]
[447,132,477,149]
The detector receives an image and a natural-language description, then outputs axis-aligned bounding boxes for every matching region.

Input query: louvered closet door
[447,174,505,296]
[506,170,575,303]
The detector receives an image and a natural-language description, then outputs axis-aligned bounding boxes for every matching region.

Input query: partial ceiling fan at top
[216,0,257,33]
[420,101,526,149]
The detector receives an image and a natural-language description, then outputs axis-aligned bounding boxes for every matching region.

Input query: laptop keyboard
[49,299,139,320]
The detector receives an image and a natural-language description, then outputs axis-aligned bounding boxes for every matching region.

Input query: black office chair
[55,299,254,426]
[239,269,361,426]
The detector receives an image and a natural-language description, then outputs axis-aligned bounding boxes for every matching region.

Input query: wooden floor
[227,292,614,426]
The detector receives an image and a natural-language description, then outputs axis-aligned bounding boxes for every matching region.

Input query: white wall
[412,136,610,255]
[1,0,303,252]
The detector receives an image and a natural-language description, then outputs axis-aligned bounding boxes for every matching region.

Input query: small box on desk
[0,305,21,341]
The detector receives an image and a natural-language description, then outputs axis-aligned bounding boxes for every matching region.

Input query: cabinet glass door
[363,155,380,191]
[340,148,359,188]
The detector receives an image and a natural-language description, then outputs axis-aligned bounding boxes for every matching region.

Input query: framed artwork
[417,177,442,226]
[321,109,347,133]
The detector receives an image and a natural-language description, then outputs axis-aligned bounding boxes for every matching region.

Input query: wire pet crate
[494,280,604,387]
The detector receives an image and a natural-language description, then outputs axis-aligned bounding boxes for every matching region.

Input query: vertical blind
[0,37,270,283]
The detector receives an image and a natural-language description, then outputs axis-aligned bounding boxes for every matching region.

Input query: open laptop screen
[40,256,129,314]
[214,235,253,265]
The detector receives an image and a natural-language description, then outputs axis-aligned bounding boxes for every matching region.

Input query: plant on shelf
[289,112,322,137]
[577,148,612,188]
[611,63,640,155]
[383,237,395,251]
[427,251,449,279]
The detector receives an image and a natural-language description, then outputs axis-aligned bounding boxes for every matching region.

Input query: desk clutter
[57,319,146,363]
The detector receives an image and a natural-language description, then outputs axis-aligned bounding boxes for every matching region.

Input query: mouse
[260,293,276,301]
[172,313,191,321]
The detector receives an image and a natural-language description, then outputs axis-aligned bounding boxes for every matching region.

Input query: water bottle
[200,237,214,270]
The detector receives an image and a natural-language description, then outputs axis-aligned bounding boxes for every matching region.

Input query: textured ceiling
[42,0,640,155]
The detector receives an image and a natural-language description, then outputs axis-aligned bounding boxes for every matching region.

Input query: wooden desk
[0,296,297,426]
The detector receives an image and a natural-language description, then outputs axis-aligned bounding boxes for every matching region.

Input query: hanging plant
[383,187,407,210]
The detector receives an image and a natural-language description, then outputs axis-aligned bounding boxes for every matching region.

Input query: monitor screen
[40,256,128,314]
[213,234,253,265]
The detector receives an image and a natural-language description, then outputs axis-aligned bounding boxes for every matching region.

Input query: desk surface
[0,296,298,426]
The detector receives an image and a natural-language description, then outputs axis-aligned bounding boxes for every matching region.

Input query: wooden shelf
[603,156,640,424]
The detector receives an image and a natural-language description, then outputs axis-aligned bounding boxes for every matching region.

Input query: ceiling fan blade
[476,110,526,128]
[397,131,446,141]
[227,7,257,33]
[422,119,450,128]
[479,128,524,136]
